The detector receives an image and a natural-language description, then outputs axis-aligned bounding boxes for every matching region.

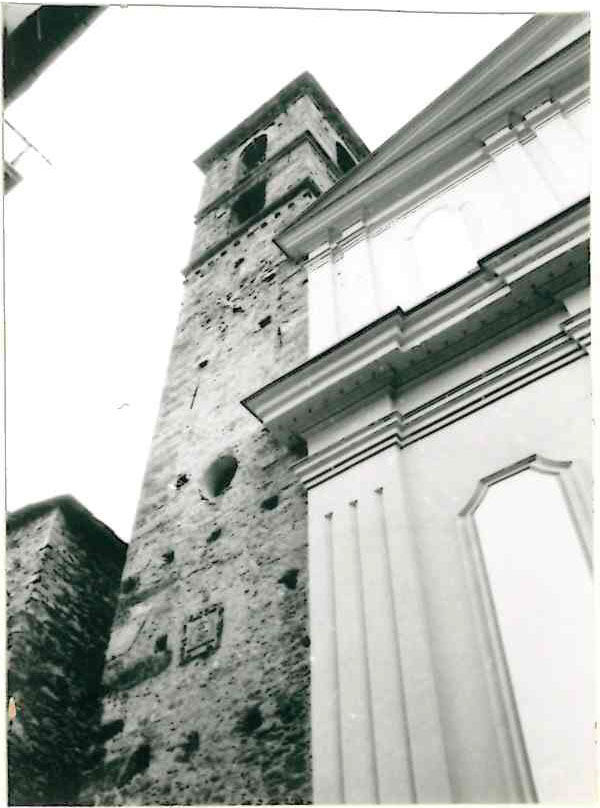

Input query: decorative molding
[482,124,518,158]
[310,471,451,802]
[367,149,490,242]
[334,219,368,258]
[277,34,589,260]
[242,201,589,451]
[293,322,587,489]
[179,603,224,665]
[290,89,587,267]
[559,307,590,352]
[457,454,592,801]
[305,241,332,274]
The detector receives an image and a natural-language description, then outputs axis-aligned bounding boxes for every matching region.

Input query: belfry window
[241,134,267,171]
[232,180,266,225]
[336,142,356,174]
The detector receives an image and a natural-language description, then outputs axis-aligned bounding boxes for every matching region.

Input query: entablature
[275,33,589,262]
[242,199,589,472]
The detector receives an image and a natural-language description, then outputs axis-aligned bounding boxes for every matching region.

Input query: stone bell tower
[84,73,368,805]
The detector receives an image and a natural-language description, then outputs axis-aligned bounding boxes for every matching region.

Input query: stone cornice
[183,177,322,277]
[308,15,587,212]
[242,200,589,455]
[276,33,589,260]
[292,313,588,490]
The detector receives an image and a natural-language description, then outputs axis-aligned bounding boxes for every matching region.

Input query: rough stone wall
[199,94,359,209]
[85,192,317,806]
[189,137,339,263]
[82,85,363,805]
[7,503,125,805]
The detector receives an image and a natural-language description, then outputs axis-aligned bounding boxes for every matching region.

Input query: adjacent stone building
[7,496,126,805]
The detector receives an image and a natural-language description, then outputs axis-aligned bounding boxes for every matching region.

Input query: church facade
[82,13,591,805]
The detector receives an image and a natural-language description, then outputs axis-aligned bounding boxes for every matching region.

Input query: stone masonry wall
[189,137,338,264]
[198,94,360,209]
[7,502,126,805]
[85,189,317,806]
[83,85,362,804]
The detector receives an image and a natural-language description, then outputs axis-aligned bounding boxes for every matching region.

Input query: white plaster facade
[245,13,592,804]
[301,59,590,356]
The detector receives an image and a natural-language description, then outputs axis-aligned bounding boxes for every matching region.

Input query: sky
[4,4,533,540]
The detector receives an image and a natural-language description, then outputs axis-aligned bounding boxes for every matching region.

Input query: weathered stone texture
[86,211,314,806]
[82,80,361,806]
[189,140,337,266]
[7,498,126,806]
[197,93,361,211]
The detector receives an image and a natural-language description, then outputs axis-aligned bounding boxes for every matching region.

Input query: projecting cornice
[243,199,589,455]
[276,29,589,261]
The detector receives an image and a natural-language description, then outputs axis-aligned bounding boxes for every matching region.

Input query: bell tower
[84,73,368,805]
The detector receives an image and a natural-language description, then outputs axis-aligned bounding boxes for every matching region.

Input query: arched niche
[202,454,239,498]
[412,206,477,298]
[459,455,593,803]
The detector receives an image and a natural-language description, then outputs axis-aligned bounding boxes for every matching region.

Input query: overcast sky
[4,4,532,539]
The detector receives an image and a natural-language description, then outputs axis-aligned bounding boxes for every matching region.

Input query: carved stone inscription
[180,603,224,664]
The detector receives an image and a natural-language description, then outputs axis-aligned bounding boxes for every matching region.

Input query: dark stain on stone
[104,650,173,693]
[119,742,151,786]
[175,730,200,762]
[284,750,306,775]
[261,495,279,511]
[288,434,308,458]
[97,718,124,743]
[207,527,222,544]
[278,569,298,590]
[115,576,176,625]
[238,705,263,735]
[175,473,190,490]
[277,692,304,725]
[121,576,139,595]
